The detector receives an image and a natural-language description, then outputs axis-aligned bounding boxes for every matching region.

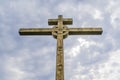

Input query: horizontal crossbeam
[19,28,103,35]
[69,28,102,35]
[48,18,73,25]
[19,28,52,35]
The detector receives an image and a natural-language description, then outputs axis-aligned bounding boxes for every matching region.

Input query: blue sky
[0,0,120,80]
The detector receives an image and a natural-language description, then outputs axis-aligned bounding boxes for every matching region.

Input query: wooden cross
[19,15,103,80]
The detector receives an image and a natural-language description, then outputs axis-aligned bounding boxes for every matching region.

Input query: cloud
[65,38,98,58]
[0,54,26,80]
[65,50,120,80]
[0,0,120,80]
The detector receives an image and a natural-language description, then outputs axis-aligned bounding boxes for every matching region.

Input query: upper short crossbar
[48,18,73,25]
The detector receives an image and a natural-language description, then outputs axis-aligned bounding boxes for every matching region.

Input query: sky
[0,0,120,80]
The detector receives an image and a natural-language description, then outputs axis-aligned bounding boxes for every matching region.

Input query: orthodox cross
[19,15,103,80]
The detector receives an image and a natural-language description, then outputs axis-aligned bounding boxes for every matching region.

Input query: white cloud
[106,0,120,29]
[111,10,120,29]
[57,2,76,13]
[1,47,55,80]
[4,56,26,80]
[67,50,120,80]
[0,0,120,80]
[65,38,99,58]
[93,9,103,20]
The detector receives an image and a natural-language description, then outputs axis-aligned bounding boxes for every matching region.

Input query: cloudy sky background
[0,0,120,80]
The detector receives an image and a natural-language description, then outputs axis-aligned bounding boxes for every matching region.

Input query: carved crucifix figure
[19,15,103,80]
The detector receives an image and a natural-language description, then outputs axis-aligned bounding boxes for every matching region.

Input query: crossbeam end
[19,28,52,35]
[69,28,103,35]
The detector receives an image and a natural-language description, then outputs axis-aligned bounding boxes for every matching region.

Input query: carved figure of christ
[19,15,102,80]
